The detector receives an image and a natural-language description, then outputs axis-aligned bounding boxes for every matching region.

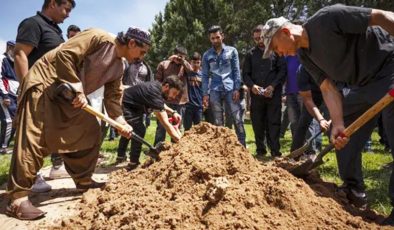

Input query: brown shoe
[6,200,46,220]
[76,181,106,192]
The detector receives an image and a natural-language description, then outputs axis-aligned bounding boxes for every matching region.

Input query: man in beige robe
[6,27,151,220]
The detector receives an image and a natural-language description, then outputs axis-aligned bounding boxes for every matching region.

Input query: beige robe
[17,28,124,153]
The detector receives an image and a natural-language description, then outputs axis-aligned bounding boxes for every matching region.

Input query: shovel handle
[82,105,126,130]
[342,91,394,137]
[83,104,155,149]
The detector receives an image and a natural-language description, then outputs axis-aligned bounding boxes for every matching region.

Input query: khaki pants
[7,86,99,200]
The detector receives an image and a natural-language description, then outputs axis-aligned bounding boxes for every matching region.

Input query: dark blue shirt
[186,70,203,108]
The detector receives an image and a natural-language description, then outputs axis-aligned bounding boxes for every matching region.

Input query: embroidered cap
[125,27,151,45]
[261,17,290,58]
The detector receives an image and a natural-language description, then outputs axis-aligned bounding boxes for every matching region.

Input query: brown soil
[47,122,388,229]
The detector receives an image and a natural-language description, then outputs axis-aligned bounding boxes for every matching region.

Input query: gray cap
[261,17,290,58]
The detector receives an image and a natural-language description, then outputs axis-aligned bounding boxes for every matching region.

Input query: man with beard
[121,75,183,170]
[242,25,287,158]
[202,25,246,146]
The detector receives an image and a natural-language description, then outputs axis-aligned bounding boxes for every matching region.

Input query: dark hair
[162,75,184,91]
[174,45,187,56]
[67,25,81,34]
[208,25,222,34]
[191,52,201,61]
[43,0,76,10]
[252,25,264,33]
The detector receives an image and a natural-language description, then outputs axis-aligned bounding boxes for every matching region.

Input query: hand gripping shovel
[55,82,164,160]
[290,90,394,177]
[287,120,332,160]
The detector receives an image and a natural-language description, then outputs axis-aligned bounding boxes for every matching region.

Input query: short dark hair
[292,19,305,25]
[67,25,81,34]
[43,0,76,10]
[252,25,264,33]
[162,75,184,92]
[208,25,222,34]
[174,45,187,56]
[191,52,201,61]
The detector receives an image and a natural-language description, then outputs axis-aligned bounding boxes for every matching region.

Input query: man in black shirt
[14,0,76,190]
[122,75,183,170]
[262,4,394,225]
[243,25,287,157]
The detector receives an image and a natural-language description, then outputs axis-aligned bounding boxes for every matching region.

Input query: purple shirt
[285,56,300,94]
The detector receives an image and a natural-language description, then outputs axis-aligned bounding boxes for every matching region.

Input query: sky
[0,0,168,54]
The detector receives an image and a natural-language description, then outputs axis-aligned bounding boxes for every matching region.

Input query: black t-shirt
[299,4,394,87]
[16,12,64,67]
[297,65,323,105]
[122,81,165,119]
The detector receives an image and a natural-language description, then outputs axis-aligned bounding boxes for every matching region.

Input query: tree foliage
[146,0,394,68]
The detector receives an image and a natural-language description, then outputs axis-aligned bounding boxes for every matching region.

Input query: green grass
[1,120,392,215]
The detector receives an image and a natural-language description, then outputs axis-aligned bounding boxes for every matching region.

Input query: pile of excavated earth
[47,122,388,229]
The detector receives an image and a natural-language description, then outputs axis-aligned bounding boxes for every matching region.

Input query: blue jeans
[184,105,202,131]
[209,90,246,146]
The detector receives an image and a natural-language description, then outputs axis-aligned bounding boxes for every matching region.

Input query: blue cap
[6,41,15,46]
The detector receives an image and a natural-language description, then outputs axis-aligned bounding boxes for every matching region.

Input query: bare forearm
[320,80,344,127]
[14,53,29,80]
[371,9,394,36]
[304,99,324,121]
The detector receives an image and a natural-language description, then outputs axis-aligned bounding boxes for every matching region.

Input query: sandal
[6,200,46,220]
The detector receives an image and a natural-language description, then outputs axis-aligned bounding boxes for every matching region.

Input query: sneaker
[382,209,394,226]
[31,173,52,193]
[49,163,70,180]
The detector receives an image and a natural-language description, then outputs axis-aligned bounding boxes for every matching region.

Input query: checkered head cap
[261,17,290,58]
[125,27,151,45]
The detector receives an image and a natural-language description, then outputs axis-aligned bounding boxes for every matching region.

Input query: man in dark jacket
[242,25,287,157]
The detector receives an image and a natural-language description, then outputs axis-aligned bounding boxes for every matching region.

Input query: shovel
[55,82,164,160]
[290,90,394,177]
[287,120,331,160]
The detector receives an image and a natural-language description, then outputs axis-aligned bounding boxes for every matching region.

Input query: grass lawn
[1,120,392,215]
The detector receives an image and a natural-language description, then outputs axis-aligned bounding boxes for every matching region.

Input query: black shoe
[126,162,139,171]
[382,210,394,226]
[115,156,127,164]
[271,151,282,157]
[337,186,368,208]
[256,149,267,156]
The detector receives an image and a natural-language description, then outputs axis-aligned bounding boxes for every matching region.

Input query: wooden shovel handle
[342,90,394,137]
[82,104,126,131]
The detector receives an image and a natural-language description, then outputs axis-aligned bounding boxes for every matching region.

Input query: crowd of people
[1,0,394,226]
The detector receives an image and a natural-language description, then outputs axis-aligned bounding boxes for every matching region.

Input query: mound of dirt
[50,122,387,229]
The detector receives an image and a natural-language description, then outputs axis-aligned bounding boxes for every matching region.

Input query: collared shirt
[16,11,64,67]
[202,44,241,95]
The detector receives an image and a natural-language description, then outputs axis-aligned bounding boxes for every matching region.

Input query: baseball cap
[6,40,15,46]
[261,17,290,58]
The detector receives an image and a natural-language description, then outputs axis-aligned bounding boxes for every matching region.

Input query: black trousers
[117,113,146,164]
[250,94,282,154]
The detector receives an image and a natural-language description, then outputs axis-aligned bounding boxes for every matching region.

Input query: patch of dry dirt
[48,122,389,229]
